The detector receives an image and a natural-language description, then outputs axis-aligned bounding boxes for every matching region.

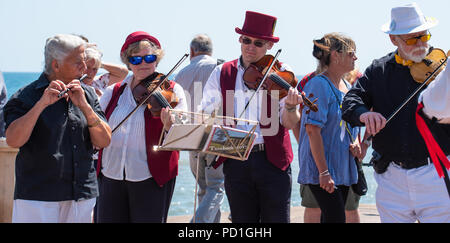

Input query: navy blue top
[4,73,106,201]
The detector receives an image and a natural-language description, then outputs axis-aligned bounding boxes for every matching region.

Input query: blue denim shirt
[297,74,358,186]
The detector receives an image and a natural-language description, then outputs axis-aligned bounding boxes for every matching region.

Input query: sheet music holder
[155,110,258,161]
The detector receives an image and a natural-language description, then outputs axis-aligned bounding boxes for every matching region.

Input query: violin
[243,54,318,113]
[410,47,449,84]
[132,72,179,117]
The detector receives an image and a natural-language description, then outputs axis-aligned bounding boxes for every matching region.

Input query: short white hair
[85,46,103,65]
[44,34,86,75]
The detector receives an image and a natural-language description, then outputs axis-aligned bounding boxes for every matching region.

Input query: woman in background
[296,33,362,223]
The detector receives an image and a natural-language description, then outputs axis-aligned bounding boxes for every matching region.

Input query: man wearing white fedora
[342,2,450,223]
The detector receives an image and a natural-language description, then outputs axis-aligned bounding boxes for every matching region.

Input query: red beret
[120,31,161,55]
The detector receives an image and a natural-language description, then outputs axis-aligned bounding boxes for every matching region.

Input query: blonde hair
[120,39,165,70]
[312,32,356,74]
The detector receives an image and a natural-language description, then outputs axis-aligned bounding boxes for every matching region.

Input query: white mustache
[405,46,429,62]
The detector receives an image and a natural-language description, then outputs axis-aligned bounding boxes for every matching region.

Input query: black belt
[393,158,431,169]
[251,144,265,153]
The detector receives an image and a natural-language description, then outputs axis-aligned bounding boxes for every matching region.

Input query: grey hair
[85,46,103,64]
[44,34,86,75]
[190,34,213,54]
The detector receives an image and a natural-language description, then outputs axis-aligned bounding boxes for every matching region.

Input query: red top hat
[121,31,161,55]
[235,11,279,43]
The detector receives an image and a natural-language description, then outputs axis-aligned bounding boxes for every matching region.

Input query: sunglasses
[128,54,157,65]
[400,33,432,46]
[241,37,267,48]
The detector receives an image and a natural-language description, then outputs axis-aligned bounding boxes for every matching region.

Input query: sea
[2,72,377,217]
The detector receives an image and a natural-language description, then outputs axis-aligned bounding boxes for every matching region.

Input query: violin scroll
[301,93,318,114]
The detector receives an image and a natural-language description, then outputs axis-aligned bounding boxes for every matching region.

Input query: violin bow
[111,53,189,134]
[238,49,282,119]
[364,54,448,143]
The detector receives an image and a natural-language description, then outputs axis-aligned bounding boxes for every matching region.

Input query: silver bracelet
[319,169,330,176]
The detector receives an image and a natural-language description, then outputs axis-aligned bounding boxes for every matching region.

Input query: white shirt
[199,58,287,144]
[99,75,187,182]
[420,64,450,124]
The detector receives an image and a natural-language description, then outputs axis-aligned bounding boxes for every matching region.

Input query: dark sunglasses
[241,37,266,48]
[128,54,157,65]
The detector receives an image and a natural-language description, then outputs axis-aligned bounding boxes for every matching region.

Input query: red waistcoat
[214,59,293,171]
[97,81,179,187]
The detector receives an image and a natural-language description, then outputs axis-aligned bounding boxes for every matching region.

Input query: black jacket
[342,51,450,165]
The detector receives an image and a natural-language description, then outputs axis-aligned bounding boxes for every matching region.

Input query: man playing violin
[199,11,303,223]
[342,3,450,223]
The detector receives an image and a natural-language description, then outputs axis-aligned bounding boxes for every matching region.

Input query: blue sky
[0,0,448,75]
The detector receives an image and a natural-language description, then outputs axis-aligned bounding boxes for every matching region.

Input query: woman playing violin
[97,31,187,223]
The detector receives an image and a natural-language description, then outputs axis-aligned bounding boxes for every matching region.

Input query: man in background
[175,34,225,223]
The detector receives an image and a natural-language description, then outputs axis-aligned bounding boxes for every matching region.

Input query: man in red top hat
[199,11,303,223]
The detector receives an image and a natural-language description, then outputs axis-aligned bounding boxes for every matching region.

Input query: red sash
[415,102,450,178]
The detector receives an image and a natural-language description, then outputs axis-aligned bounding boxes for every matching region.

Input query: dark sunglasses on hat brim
[128,54,157,65]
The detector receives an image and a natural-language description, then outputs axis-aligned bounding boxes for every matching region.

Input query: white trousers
[12,198,96,223]
[374,158,450,223]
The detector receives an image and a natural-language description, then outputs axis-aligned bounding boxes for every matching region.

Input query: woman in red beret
[97,31,187,223]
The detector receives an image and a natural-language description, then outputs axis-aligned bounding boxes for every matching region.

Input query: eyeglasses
[347,50,356,57]
[128,54,157,65]
[241,37,267,48]
[400,33,432,46]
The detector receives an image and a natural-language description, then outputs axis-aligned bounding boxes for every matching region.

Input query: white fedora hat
[381,2,438,35]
